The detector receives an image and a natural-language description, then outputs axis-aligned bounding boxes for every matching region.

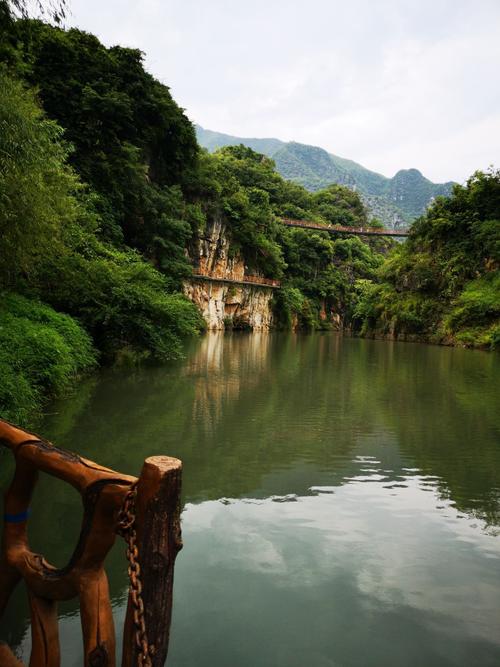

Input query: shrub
[356,169,500,348]
[273,286,304,328]
[445,273,500,330]
[0,293,96,423]
[35,244,205,362]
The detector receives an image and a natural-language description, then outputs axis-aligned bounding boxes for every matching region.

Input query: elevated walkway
[192,274,281,289]
[281,218,408,237]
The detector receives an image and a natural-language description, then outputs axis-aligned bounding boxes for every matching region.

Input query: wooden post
[0,642,24,667]
[121,456,183,667]
[28,593,60,667]
[0,420,183,667]
[79,569,116,666]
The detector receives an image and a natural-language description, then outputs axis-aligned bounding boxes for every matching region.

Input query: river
[1,333,500,666]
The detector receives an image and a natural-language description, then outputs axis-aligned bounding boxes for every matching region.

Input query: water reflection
[1,333,499,665]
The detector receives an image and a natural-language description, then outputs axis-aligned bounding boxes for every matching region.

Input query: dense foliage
[4,19,199,283]
[0,71,76,286]
[191,145,387,328]
[0,293,96,423]
[0,62,203,421]
[1,9,495,428]
[354,170,500,349]
[196,126,455,228]
[277,232,385,328]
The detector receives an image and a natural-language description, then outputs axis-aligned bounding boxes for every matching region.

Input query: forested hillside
[0,68,204,421]
[354,170,500,349]
[0,14,387,423]
[196,126,455,228]
[0,15,206,422]
[0,8,497,427]
[196,145,388,329]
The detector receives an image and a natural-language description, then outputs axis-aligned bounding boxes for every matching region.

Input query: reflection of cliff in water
[23,332,500,528]
[186,333,271,438]
[2,332,499,655]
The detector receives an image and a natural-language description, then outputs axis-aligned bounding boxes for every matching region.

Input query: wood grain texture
[0,427,128,664]
[1,418,181,667]
[121,457,182,667]
[79,569,115,666]
[0,641,25,666]
[28,593,60,667]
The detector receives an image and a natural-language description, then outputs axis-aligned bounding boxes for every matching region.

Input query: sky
[65,0,500,183]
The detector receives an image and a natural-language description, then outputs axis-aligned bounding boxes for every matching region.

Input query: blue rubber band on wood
[4,509,30,523]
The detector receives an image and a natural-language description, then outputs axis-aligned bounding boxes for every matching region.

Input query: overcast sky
[66,0,500,183]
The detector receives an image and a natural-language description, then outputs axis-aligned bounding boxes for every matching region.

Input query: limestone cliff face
[184,215,275,331]
[192,214,244,281]
[184,281,275,331]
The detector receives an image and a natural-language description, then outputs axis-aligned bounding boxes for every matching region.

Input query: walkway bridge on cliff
[190,220,407,290]
[281,218,409,237]
[192,273,281,289]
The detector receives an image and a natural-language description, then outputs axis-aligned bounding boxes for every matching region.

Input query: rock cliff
[184,215,276,330]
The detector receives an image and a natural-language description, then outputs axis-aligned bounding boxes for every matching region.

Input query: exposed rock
[184,216,275,330]
[195,214,246,281]
[184,281,274,331]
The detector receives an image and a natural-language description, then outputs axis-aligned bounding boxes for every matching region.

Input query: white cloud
[67,0,500,182]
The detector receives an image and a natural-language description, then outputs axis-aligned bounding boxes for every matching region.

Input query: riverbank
[355,329,495,351]
[351,171,499,352]
[0,14,497,430]
[0,18,386,425]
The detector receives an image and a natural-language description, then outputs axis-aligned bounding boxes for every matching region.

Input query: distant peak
[196,126,455,226]
[393,168,424,178]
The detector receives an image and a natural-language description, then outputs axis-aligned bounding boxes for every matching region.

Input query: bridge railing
[280,218,408,237]
[241,275,281,287]
[192,272,281,288]
[0,418,182,667]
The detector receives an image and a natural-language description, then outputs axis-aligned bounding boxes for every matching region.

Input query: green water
[1,333,500,666]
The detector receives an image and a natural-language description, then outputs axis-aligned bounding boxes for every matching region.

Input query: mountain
[195,126,284,156]
[196,126,455,228]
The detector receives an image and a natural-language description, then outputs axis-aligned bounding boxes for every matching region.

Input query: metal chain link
[117,481,155,667]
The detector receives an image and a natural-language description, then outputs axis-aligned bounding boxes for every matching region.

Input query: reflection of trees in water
[37,333,500,527]
[2,334,499,651]
[361,343,500,527]
[185,332,272,377]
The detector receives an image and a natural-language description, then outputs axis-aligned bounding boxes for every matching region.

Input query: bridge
[281,218,409,237]
[192,273,281,289]
[189,221,407,290]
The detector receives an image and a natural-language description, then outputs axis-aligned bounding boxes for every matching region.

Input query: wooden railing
[0,419,182,667]
[281,218,409,237]
[236,275,281,288]
[192,273,281,288]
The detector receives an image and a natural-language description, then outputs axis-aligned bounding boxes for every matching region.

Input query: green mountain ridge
[196,125,455,228]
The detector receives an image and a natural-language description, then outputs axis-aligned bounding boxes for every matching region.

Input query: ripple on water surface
[2,332,499,666]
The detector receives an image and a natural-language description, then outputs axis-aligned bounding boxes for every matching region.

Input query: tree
[6,20,199,278]
[2,0,66,22]
[0,71,77,286]
[355,169,500,349]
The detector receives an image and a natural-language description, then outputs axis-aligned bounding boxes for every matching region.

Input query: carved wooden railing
[0,419,182,667]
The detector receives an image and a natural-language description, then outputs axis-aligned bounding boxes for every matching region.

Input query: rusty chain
[117,481,155,667]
